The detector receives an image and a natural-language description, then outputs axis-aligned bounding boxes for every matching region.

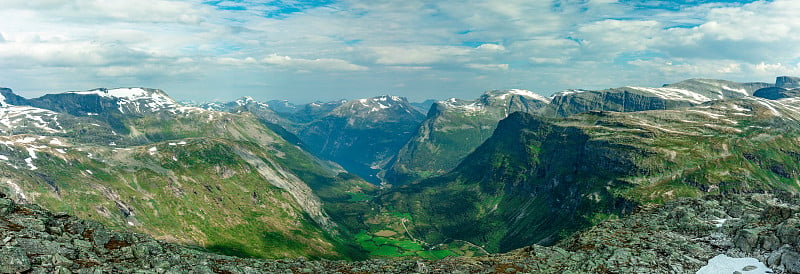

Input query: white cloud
[0,41,149,67]
[262,54,368,72]
[576,19,661,59]
[1,0,800,102]
[96,64,198,78]
[653,0,800,62]
[752,62,800,77]
[476,44,505,51]
[215,57,259,66]
[370,46,472,65]
[466,63,509,71]
[510,38,580,64]
[2,0,207,24]
[530,57,568,65]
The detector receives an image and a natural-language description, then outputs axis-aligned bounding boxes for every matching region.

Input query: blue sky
[1,0,798,103]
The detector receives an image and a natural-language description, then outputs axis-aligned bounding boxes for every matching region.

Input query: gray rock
[734,229,761,253]
[16,238,75,258]
[777,219,800,245]
[0,198,13,216]
[760,232,782,251]
[767,248,785,267]
[0,246,31,273]
[781,250,800,273]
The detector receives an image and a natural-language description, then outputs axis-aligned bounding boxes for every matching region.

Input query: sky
[1,0,800,103]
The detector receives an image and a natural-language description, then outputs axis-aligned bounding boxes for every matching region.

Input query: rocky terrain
[2,190,797,273]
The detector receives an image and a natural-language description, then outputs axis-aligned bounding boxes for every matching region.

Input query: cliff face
[387,90,550,185]
[546,89,695,117]
[545,78,773,118]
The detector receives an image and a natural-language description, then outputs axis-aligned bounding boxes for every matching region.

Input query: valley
[1,77,800,273]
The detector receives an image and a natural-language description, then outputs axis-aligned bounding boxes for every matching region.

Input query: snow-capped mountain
[328,95,421,121]
[63,88,180,114]
[296,95,425,183]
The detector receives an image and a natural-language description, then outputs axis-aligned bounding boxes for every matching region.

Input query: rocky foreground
[1,191,798,273]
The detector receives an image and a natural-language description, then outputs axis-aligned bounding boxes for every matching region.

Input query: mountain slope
[380,96,800,253]
[386,90,550,185]
[0,87,372,259]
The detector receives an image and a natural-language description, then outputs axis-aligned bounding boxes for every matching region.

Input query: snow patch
[0,106,65,133]
[722,85,748,96]
[556,89,588,96]
[711,218,727,228]
[754,100,782,117]
[628,86,712,104]
[696,254,771,274]
[506,89,550,102]
[731,104,751,112]
[5,181,27,202]
[24,157,37,170]
[49,138,63,146]
[68,88,178,114]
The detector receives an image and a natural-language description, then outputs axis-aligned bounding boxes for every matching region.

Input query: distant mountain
[2,87,183,134]
[544,79,772,117]
[379,94,800,253]
[296,95,426,184]
[753,76,800,100]
[410,99,438,113]
[386,89,550,185]
[283,100,347,124]
[0,87,373,259]
[266,99,299,114]
[195,95,429,184]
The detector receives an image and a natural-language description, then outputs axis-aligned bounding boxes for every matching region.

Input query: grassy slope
[0,108,375,260]
[379,98,800,254]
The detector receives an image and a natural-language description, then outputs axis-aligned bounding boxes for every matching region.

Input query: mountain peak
[0,87,30,107]
[330,95,422,119]
[61,87,181,114]
[351,95,410,110]
[235,96,257,106]
[483,89,550,103]
[69,87,171,100]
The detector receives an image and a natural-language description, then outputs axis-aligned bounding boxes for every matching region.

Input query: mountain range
[1,76,800,272]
